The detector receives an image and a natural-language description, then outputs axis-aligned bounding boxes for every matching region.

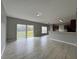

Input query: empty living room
[1,0,77,59]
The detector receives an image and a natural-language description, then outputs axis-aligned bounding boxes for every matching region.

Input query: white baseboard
[1,46,5,56]
[50,38,76,47]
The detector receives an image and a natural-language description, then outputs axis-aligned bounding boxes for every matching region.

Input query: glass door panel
[27,25,34,38]
[17,24,26,40]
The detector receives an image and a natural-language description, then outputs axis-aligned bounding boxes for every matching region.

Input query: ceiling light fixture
[57,17,63,22]
[36,13,40,16]
[36,11,42,16]
[59,20,63,22]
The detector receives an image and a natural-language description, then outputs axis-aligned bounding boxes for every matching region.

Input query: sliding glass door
[17,24,34,40]
[27,25,34,38]
[17,24,26,40]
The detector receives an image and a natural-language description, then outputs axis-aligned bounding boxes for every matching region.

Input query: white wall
[59,25,64,32]
[1,2,7,55]
[59,25,67,32]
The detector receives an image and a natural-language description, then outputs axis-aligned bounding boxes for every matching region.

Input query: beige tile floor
[2,36,77,59]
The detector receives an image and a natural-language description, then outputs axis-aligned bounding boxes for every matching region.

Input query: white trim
[1,46,5,56]
[50,38,77,47]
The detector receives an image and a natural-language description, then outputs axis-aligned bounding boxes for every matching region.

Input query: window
[41,26,47,34]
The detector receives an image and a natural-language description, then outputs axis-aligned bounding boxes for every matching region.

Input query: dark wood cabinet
[53,24,59,31]
[64,19,76,32]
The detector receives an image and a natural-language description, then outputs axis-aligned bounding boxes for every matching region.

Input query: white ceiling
[2,0,76,24]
